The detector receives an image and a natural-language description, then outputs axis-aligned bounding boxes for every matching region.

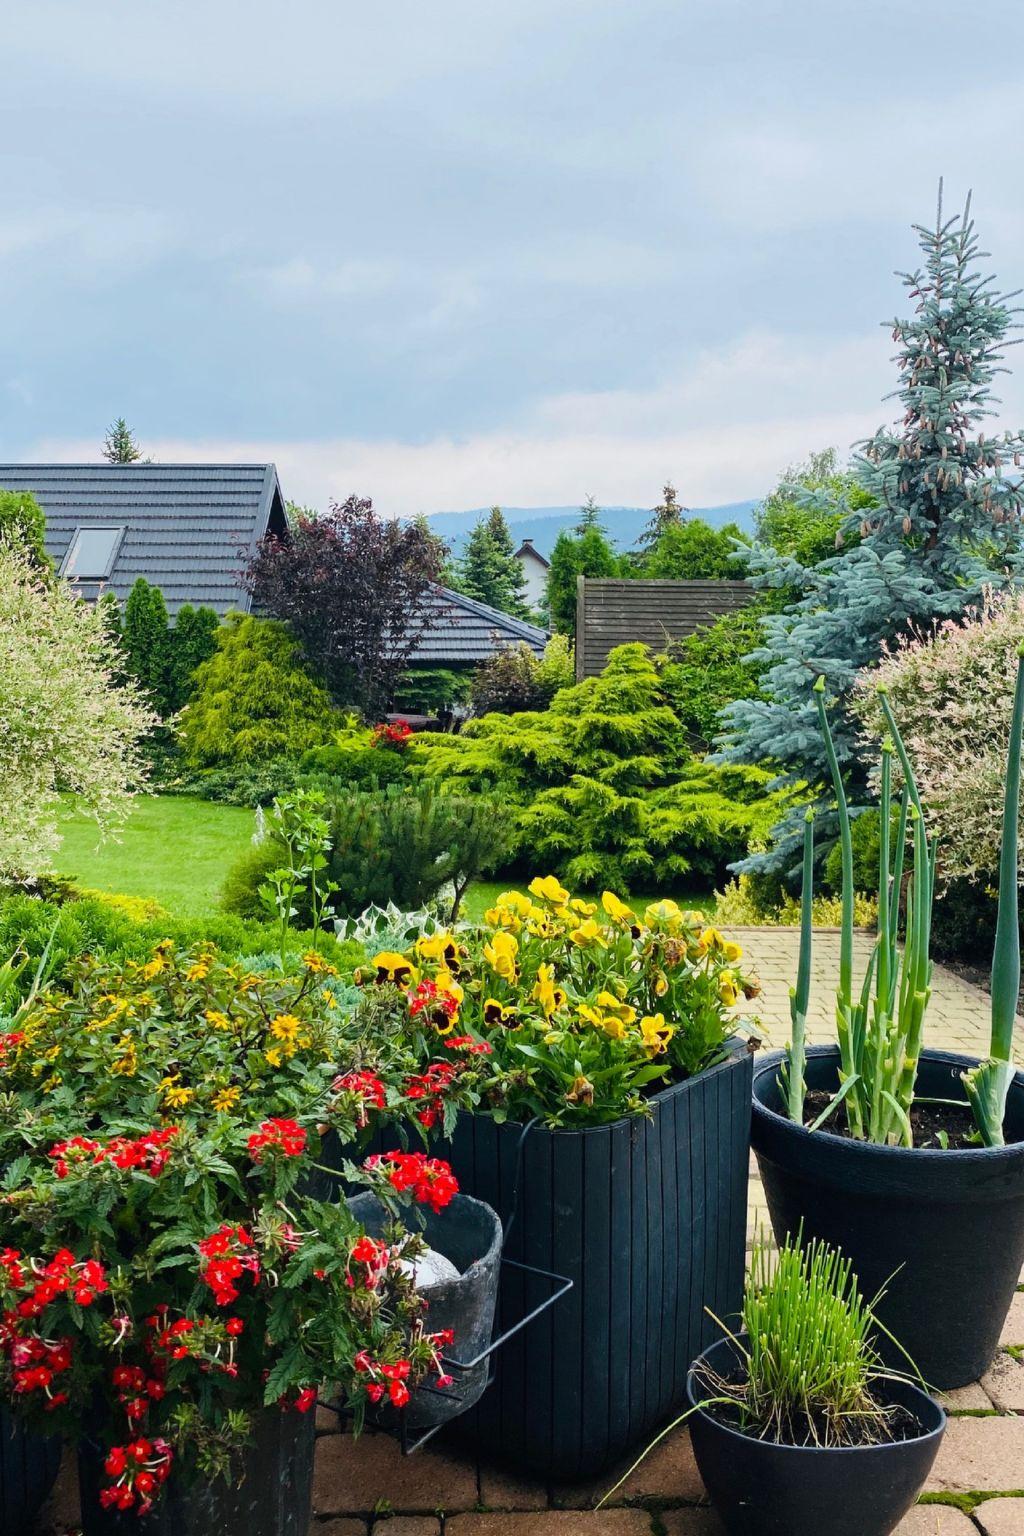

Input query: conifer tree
[102,418,146,464]
[123,577,172,714]
[717,188,1024,873]
[640,481,686,547]
[455,507,530,617]
[546,523,619,636]
[574,494,603,533]
[167,603,221,712]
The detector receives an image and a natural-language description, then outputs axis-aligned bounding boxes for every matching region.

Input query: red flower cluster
[48,1126,179,1180]
[0,1248,110,1413]
[403,1061,458,1129]
[332,1070,387,1127]
[371,719,413,749]
[247,1117,307,1162]
[365,1150,459,1212]
[443,1035,493,1055]
[353,1349,413,1408]
[101,1437,173,1516]
[0,1029,25,1064]
[406,978,459,1032]
[348,1234,390,1290]
[5,1334,73,1410]
[8,1248,109,1314]
[147,1311,196,1362]
[198,1224,261,1306]
[111,1363,166,1425]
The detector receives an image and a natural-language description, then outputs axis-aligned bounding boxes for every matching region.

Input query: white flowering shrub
[0,544,156,876]
[853,589,1024,886]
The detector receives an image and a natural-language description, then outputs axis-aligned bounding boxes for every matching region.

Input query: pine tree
[640,482,686,548]
[167,603,221,712]
[717,187,1024,874]
[102,418,145,464]
[455,507,530,617]
[546,523,619,636]
[574,495,603,533]
[123,577,172,714]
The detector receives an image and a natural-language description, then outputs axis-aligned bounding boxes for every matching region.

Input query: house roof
[410,586,548,664]
[0,463,287,616]
[515,538,550,568]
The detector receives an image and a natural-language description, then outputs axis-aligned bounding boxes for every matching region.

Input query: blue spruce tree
[717,187,1024,873]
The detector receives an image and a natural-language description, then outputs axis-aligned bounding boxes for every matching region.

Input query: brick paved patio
[33,930,1024,1535]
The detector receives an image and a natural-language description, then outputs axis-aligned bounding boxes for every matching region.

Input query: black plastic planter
[751,1046,1024,1389]
[77,1406,315,1536]
[347,1190,501,1430]
[686,1334,946,1536]
[443,1046,753,1480]
[0,1408,61,1531]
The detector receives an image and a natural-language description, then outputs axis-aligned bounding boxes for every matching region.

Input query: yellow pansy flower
[416,931,461,969]
[644,899,682,930]
[722,939,744,964]
[483,931,518,981]
[595,991,636,1026]
[371,951,416,985]
[528,875,570,907]
[602,891,637,926]
[640,1013,674,1055]
[569,897,598,916]
[483,997,518,1028]
[569,918,607,950]
[532,963,567,1019]
[695,926,726,957]
[718,971,741,1008]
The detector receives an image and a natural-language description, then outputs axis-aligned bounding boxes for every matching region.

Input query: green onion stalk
[962,648,1024,1147]
[813,677,935,1146]
[780,808,814,1125]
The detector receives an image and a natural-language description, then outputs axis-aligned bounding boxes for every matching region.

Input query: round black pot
[751,1046,1024,1389]
[348,1190,501,1430]
[0,1408,61,1531]
[77,1406,315,1536]
[686,1335,946,1536]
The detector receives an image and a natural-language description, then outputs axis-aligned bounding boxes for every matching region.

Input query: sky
[4,0,1024,516]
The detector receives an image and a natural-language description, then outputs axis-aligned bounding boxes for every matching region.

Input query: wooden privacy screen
[575,576,752,679]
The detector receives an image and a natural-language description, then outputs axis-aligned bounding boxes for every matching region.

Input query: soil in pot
[804,1092,979,1149]
[687,1335,946,1536]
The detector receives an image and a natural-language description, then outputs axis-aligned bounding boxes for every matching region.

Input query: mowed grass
[52,797,717,924]
[54,796,256,918]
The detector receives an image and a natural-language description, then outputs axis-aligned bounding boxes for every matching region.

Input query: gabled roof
[0,463,287,616]
[410,586,548,664]
[514,538,550,568]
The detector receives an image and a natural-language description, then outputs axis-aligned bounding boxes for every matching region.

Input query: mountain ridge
[424,499,761,559]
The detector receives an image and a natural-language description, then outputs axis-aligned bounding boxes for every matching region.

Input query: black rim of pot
[752,1045,1024,1163]
[685,1334,947,1453]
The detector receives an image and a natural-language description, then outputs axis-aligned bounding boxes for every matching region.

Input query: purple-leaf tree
[243,496,445,717]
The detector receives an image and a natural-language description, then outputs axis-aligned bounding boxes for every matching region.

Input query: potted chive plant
[355,880,759,1478]
[751,660,1024,1388]
[621,1235,945,1536]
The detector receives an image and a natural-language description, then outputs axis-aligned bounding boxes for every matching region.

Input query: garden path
[34,930,1024,1536]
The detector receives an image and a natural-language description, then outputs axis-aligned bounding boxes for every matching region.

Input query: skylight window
[61,526,125,580]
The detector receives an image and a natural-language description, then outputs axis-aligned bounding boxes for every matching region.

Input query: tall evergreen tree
[0,489,51,571]
[167,603,221,712]
[574,494,604,533]
[640,481,686,548]
[102,418,146,464]
[455,507,530,617]
[717,188,1024,874]
[546,523,619,637]
[123,577,172,714]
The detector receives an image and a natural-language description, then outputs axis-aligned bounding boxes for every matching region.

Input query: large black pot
[77,1406,315,1536]
[687,1334,946,1536]
[0,1407,61,1531]
[443,1045,753,1480]
[752,1046,1024,1389]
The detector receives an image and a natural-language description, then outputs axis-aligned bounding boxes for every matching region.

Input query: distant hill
[426,500,761,559]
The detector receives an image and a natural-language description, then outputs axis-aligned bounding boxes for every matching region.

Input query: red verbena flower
[364,1151,459,1212]
[247,1117,307,1162]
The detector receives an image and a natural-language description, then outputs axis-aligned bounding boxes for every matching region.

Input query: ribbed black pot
[0,1408,61,1531]
[442,1046,753,1480]
[751,1046,1024,1389]
[686,1335,946,1536]
[77,1407,315,1536]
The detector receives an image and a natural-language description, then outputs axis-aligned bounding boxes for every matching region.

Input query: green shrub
[160,754,311,807]
[0,488,51,571]
[470,635,574,716]
[392,667,471,715]
[178,615,340,766]
[661,603,769,750]
[300,718,412,789]
[416,642,787,889]
[823,808,882,895]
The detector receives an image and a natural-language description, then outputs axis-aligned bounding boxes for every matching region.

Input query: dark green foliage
[469,635,573,716]
[223,783,511,920]
[157,754,310,807]
[300,720,413,790]
[123,577,172,713]
[639,481,686,548]
[930,878,1001,965]
[102,417,145,463]
[823,808,883,895]
[417,643,783,889]
[661,604,769,750]
[0,488,51,570]
[755,448,864,567]
[391,667,471,715]
[546,523,619,636]
[719,192,1024,874]
[451,507,531,618]
[641,519,749,580]
[167,603,220,711]
[178,615,340,766]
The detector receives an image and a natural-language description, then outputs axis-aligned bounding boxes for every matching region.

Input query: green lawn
[53,796,716,924]
[54,796,256,917]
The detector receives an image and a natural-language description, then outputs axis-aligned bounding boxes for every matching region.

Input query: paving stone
[312,1431,478,1515]
[552,1424,702,1508]
[478,1459,550,1511]
[927,1415,1024,1492]
[939,1380,994,1412]
[981,1351,1024,1412]
[975,1497,1024,1535]
[998,1291,1024,1349]
[659,1512,726,1535]
[318,1402,343,1434]
[446,1514,653,1536]
[370,1520,442,1536]
[315,1524,369,1536]
[894,1508,978,1535]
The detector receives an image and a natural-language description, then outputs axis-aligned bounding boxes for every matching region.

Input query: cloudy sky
[4,0,1024,515]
